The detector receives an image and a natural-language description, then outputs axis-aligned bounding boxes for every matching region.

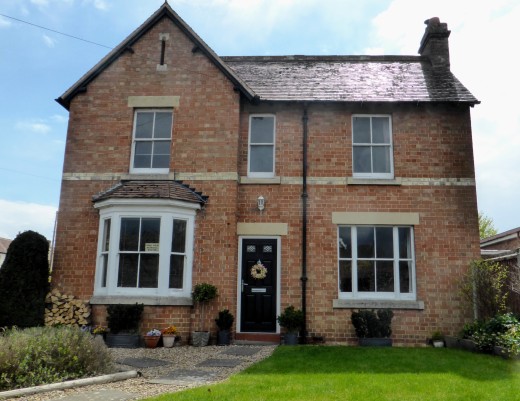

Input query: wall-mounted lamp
[257,195,265,211]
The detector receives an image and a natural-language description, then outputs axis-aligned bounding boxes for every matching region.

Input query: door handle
[241,280,249,292]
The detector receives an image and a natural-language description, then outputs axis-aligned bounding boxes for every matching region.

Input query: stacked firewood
[44,289,91,327]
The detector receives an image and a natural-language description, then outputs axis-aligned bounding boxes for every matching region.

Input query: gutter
[301,106,309,344]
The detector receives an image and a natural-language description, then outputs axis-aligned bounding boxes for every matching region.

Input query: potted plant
[351,309,393,346]
[277,305,304,345]
[105,303,144,348]
[91,325,107,341]
[431,331,445,348]
[162,325,177,348]
[192,283,218,346]
[215,309,234,346]
[143,328,161,348]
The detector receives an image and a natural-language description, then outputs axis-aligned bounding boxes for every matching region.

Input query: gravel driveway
[15,344,277,401]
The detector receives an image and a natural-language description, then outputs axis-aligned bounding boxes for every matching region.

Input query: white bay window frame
[93,199,198,303]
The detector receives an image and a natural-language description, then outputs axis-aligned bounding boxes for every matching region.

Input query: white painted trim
[332,212,420,225]
[237,236,281,334]
[247,114,276,178]
[94,198,201,211]
[237,223,288,236]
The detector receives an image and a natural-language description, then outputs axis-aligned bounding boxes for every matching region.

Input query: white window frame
[130,109,173,174]
[93,199,198,299]
[247,114,276,178]
[352,114,394,179]
[337,225,416,301]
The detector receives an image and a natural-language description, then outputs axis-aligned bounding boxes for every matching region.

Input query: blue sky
[0,0,519,241]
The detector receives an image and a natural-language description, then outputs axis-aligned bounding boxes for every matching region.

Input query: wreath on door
[250,260,268,280]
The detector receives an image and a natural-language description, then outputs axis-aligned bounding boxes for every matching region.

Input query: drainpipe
[301,106,309,344]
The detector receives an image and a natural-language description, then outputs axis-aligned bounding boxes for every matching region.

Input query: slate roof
[92,180,208,205]
[222,56,479,104]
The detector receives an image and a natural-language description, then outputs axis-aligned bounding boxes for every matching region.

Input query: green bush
[0,231,50,328]
[215,309,234,331]
[470,313,520,355]
[351,309,394,338]
[0,326,113,390]
[277,305,304,333]
[106,303,144,334]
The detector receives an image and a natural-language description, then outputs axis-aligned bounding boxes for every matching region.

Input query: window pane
[102,219,111,252]
[358,260,375,292]
[376,261,394,292]
[372,146,391,173]
[134,155,151,168]
[172,219,187,253]
[120,218,140,251]
[357,227,374,258]
[338,227,351,258]
[140,218,160,252]
[135,141,152,155]
[376,227,393,258]
[353,117,370,143]
[251,116,274,143]
[154,112,172,138]
[169,254,184,288]
[153,140,170,155]
[152,154,170,168]
[139,254,159,288]
[250,145,274,173]
[101,255,108,287]
[398,228,411,259]
[135,112,154,138]
[353,146,371,173]
[399,261,412,293]
[339,260,352,292]
[118,254,138,287]
[372,117,390,144]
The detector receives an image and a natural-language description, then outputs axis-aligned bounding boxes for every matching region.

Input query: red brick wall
[53,16,480,345]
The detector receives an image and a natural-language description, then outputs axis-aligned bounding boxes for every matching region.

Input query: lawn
[144,346,520,401]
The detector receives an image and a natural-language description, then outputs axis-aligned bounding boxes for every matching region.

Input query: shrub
[0,231,50,328]
[277,305,304,333]
[470,313,520,355]
[192,283,218,331]
[0,326,113,390]
[106,303,144,334]
[215,309,234,331]
[351,309,394,338]
[460,259,509,321]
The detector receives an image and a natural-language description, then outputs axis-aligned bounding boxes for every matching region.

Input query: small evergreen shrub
[351,309,394,338]
[106,303,144,334]
[0,231,50,328]
[215,309,234,331]
[277,305,304,333]
[0,326,113,390]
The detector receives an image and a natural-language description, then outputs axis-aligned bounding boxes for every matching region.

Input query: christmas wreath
[250,260,268,280]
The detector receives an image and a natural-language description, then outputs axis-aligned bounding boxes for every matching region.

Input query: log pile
[44,290,91,327]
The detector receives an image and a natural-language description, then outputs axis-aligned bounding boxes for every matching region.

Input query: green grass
[144,346,520,401]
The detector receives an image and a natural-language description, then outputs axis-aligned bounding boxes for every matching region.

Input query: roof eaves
[56,3,256,110]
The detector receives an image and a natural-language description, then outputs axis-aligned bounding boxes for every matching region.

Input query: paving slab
[221,347,261,356]
[197,358,243,368]
[116,357,170,368]
[49,389,134,401]
[148,369,217,385]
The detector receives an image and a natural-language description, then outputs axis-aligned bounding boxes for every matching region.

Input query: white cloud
[15,121,52,135]
[30,0,49,6]
[0,17,12,28]
[43,34,56,48]
[0,200,57,241]
[82,0,110,11]
[50,114,68,123]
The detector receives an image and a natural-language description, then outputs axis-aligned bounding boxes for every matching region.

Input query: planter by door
[217,330,231,346]
[143,335,160,348]
[162,335,176,348]
[284,332,299,345]
[192,331,210,347]
[105,333,140,348]
[240,238,277,333]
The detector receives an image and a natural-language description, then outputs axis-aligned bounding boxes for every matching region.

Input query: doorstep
[234,333,280,344]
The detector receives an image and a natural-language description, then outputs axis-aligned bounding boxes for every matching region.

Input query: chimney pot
[418,17,451,69]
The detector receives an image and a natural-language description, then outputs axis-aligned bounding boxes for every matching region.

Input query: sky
[0,0,519,241]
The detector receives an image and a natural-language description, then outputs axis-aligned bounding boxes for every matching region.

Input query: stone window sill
[240,176,281,185]
[347,177,402,186]
[333,299,424,310]
[90,295,192,306]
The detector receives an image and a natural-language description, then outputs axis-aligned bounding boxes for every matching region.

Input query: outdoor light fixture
[257,195,265,211]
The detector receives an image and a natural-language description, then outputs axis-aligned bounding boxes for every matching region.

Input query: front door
[240,238,277,332]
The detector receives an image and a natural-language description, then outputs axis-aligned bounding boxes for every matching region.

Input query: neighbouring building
[51,3,480,345]
[0,237,11,267]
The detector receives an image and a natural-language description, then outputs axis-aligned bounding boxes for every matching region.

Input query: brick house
[52,3,480,345]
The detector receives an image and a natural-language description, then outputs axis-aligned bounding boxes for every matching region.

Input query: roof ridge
[221,55,427,62]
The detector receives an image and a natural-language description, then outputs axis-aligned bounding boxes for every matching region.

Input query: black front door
[240,238,277,332]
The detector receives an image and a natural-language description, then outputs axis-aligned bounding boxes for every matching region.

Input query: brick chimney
[418,17,451,68]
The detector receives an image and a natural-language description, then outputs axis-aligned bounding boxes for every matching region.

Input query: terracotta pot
[143,335,161,348]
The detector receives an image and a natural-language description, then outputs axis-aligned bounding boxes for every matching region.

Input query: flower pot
[284,332,299,345]
[143,335,161,348]
[192,331,210,347]
[433,340,444,348]
[217,330,231,346]
[359,338,392,347]
[105,333,140,348]
[162,335,176,348]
